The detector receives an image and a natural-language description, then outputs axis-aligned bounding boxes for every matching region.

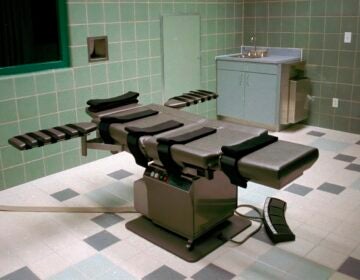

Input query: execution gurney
[8,90,318,261]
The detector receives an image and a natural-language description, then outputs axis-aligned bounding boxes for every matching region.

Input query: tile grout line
[53,70,65,172]
[32,73,46,182]
[8,76,26,188]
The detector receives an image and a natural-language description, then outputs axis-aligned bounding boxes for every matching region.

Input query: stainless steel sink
[232,50,268,59]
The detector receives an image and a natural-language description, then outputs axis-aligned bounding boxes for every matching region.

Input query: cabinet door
[244,72,278,125]
[217,70,245,118]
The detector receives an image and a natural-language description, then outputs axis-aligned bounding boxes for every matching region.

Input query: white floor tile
[212,249,254,275]
[333,221,360,243]
[293,224,329,244]
[306,212,344,233]
[102,241,141,265]
[120,252,162,279]
[233,238,272,260]
[13,240,55,264]
[320,233,360,255]
[276,236,316,257]
[350,245,360,259]
[163,255,206,277]
[126,234,156,251]
[329,272,358,280]
[106,222,134,240]
[306,245,348,270]
[56,242,97,265]
[0,243,25,278]
[28,253,71,279]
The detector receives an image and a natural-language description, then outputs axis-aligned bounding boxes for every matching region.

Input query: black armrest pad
[193,90,218,99]
[101,109,158,124]
[66,122,97,135]
[158,127,217,145]
[125,120,183,136]
[222,134,278,158]
[87,91,139,112]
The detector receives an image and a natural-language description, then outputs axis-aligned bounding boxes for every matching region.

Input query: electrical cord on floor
[230,204,264,245]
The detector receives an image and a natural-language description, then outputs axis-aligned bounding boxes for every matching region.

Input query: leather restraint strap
[125,120,184,167]
[99,109,159,144]
[87,91,140,112]
[220,134,278,188]
[157,127,217,174]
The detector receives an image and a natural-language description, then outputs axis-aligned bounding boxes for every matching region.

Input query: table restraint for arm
[157,127,217,174]
[221,134,278,188]
[99,109,159,144]
[125,120,184,167]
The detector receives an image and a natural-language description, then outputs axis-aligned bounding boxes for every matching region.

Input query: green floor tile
[240,261,286,280]
[288,258,333,280]
[258,247,303,272]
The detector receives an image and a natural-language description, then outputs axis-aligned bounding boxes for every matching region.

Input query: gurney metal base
[126,215,251,262]
[139,167,238,242]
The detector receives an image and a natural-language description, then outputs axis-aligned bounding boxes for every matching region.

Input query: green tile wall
[0,0,244,190]
[243,0,360,134]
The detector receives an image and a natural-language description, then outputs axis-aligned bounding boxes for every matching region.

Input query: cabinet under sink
[215,47,307,131]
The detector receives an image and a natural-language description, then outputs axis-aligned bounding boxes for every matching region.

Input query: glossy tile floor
[0,124,359,280]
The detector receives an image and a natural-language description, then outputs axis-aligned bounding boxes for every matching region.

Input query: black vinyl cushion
[157,127,217,145]
[101,109,158,124]
[125,120,184,136]
[222,133,278,158]
[237,141,319,188]
[87,91,139,112]
[99,109,159,144]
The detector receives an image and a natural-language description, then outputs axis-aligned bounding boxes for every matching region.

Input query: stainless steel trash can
[287,78,311,124]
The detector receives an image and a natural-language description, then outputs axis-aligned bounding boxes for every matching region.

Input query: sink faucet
[250,35,256,52]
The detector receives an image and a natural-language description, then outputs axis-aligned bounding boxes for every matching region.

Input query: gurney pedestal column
[133,178,149,217]
[126,166,251,262]
[143,166,238,242]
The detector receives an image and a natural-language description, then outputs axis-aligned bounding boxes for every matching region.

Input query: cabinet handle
[239,72,243,86]
[245,73,250,87]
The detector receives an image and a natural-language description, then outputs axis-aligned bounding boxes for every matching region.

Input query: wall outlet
[344,32,352,43]
[332,98,339,108]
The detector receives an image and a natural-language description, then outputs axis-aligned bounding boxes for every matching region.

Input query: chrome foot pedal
[263,197,295,244]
